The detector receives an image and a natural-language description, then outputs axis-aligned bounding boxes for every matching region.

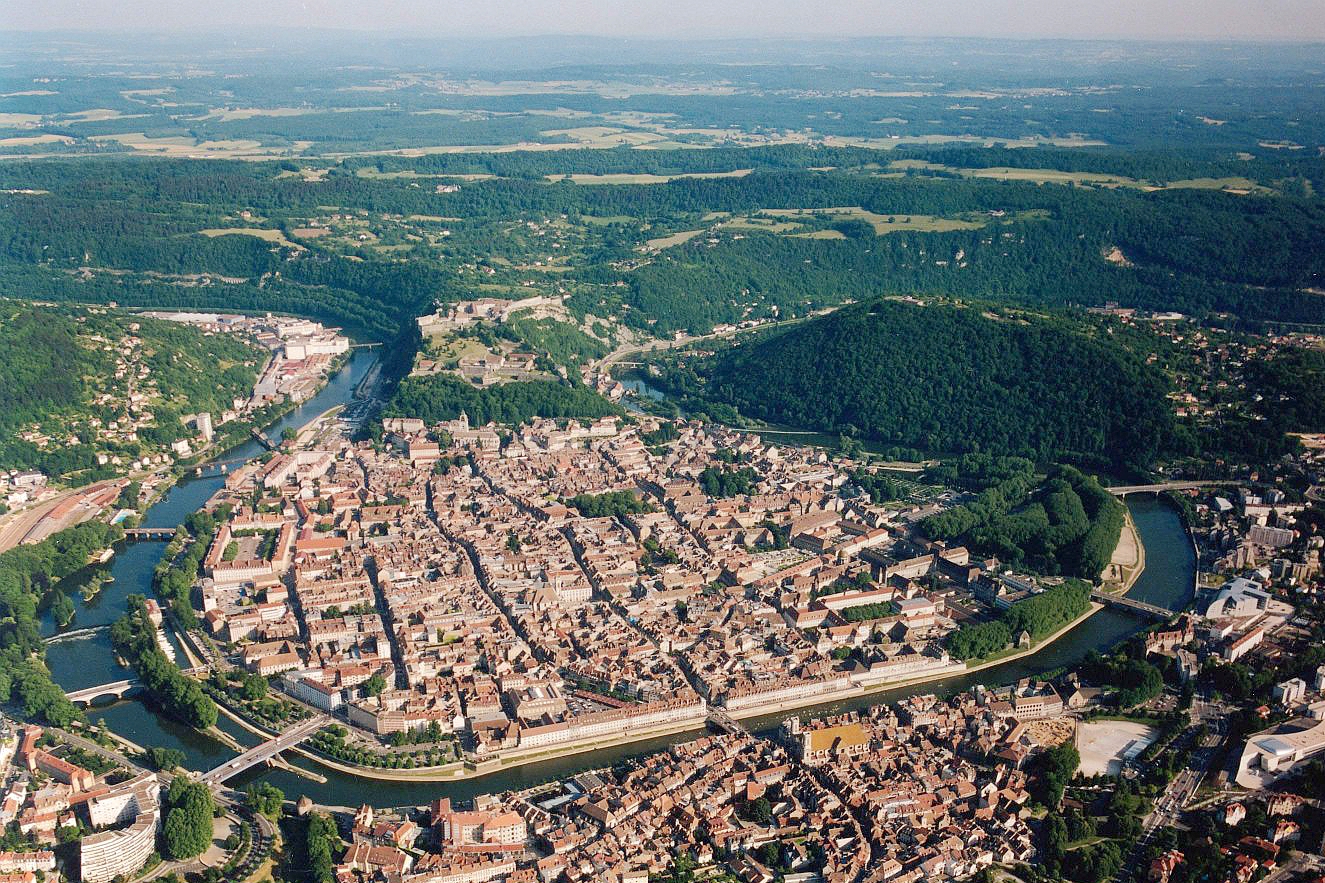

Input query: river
[44,359,1196,807]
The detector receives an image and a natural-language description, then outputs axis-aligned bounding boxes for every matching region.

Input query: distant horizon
[5,0,1325,43]
[6,27,1325,45]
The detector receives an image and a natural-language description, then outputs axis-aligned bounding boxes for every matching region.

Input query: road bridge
[707,707,749,736]
[1106,481,1233,497]
[123,527,177,540]
[66,679,140,706]
[1089,590,1179,621]
[199,714,329,784]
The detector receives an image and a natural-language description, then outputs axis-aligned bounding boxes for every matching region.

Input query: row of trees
[0,521,123,726]
[946,581,1093,661]
[152,508,228,629]
[110,595,218,729]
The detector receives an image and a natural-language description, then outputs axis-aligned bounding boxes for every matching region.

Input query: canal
[45,358,1197,806]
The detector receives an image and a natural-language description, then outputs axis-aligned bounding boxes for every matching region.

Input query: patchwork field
[887,160,1279,194]
[641,229,705,251]
[90,132,310,159]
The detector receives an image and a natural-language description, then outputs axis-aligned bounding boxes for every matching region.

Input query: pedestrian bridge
[199,714,330,784]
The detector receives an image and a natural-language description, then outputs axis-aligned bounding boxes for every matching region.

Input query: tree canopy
[694,300,1176,469]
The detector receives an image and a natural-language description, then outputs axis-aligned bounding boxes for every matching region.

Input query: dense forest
[1245,347,1325,433]
[923,463,1126,579]
[686,300,1176,469]
[2,143,1324,354]
[385,375,621,427]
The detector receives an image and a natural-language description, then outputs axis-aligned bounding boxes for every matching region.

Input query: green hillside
[0,301,263,483]
[696,299,1176,468]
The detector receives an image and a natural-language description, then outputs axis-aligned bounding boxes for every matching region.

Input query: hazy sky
[4,0,1325,42]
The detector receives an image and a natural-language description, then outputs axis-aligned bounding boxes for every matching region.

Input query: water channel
[44,356,1196,807]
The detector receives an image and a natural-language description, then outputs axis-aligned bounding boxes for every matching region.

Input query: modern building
[1204,578,1270,620]
[80,774,160,883]
[1273,678,1307,708]
[1236,717,1325,788]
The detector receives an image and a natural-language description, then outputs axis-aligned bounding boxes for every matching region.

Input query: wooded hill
[0,301,262,482]
[695,299,1176,469]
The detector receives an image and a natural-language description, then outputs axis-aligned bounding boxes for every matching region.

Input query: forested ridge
[2,148,1324,348]
[0,300,262,481]
[692,299,1176,468]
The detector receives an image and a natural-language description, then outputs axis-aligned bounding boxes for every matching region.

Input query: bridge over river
[707,707,749,736]
[1089,590,1180,621]
[199,714,329,784]
[122,527,177,540]
[1106,481,1234,497]
[65,665,209,706]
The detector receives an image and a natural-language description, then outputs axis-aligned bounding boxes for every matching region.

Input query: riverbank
[261,603,1108,785]
[1100,506,1146,595]
[280,714,712,784]
[960,602,1106,675]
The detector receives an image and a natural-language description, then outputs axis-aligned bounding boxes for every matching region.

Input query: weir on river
[43,352,1197,807]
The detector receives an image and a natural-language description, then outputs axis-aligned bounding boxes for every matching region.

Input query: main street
[1112,690,1232,883]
